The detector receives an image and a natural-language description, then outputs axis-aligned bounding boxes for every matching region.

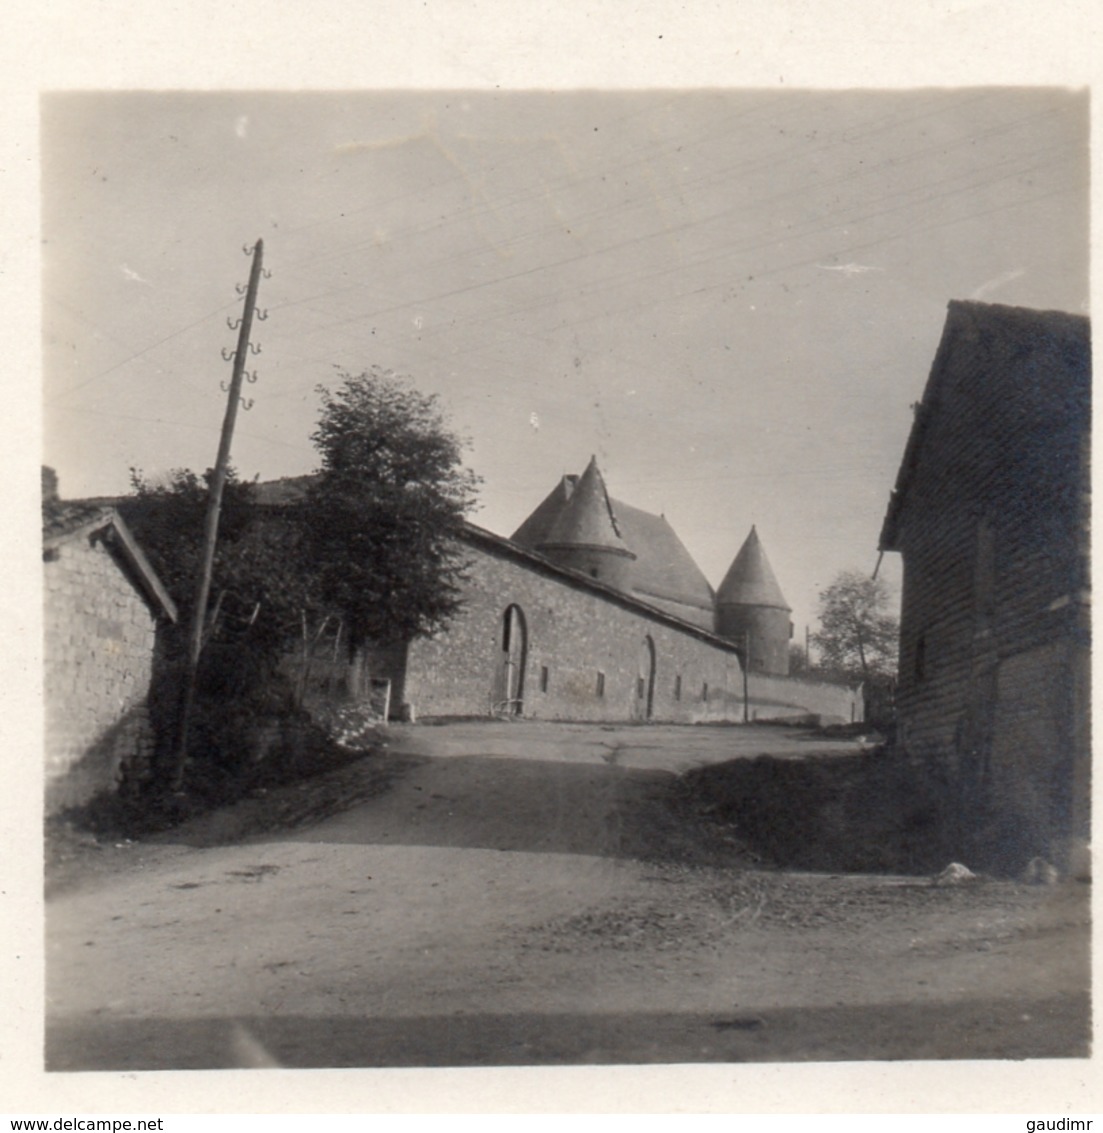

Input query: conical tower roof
[510,474,577,548]
[717,526,790,610]
[538,456,632,555]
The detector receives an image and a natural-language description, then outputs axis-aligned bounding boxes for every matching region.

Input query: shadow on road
[256,753,720,864]
[153,745,955,875]
[139,733,1037,877]
[682,752,962,875]
[47,993,1090,1070]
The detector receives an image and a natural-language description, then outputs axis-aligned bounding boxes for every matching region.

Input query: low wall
[746,673,863,725]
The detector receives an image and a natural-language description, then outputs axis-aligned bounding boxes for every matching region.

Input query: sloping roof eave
[878,299,1092,551]
[104,515,179,623]
[459,521,743,654]
[44,505,178,623]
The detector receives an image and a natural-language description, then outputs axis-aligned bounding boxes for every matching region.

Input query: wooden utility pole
[742,628,751,724]
[172,239,265,790]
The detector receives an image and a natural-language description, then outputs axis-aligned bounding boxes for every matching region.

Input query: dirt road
[45,722,1090,1069]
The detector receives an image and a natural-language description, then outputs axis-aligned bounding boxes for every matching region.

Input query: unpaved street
[46,722,1090,1069]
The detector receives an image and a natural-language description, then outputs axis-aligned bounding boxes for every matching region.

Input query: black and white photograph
[38,82,1091,1073]
[6,0,1099,1117]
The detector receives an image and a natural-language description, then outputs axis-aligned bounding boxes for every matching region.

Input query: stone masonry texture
[403,534,858,725]
[43,528,160,812]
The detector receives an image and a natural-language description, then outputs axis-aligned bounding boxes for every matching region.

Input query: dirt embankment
[676,748,1059,878]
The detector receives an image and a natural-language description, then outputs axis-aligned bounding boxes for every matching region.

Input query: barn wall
[988,640,1089,862]
[888,306,1090,867]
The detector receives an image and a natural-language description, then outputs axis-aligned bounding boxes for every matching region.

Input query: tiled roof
[611,501,715,617]
[42,500,115,544]
[252,475,314,506]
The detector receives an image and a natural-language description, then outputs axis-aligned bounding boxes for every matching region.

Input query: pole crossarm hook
[174,235,266,792]
[245,370,258,383]
[235,282,247,296]
[227,316,243,330]
[248,341,262,355]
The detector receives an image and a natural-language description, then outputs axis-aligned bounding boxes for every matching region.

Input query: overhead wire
[281,102,1078,351]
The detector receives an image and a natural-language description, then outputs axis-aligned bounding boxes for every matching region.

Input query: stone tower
[535,455,636,592]
[716,526,792,675]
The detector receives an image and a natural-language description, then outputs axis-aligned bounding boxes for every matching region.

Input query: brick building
[878,300,1090,869]
[43,488,178,812]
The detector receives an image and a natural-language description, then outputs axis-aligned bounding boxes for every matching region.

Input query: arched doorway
[493,605,527,716]
[634,634,656,721]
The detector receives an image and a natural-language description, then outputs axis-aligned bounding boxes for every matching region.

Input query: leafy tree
[304,367,481,646]
[811,570,899,682]
[121,467,325,792]
[122,466,319,658]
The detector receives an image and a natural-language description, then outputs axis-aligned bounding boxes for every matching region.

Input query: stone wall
[402,534,860,725]
[43,527,159,812]
[746,672,862,725]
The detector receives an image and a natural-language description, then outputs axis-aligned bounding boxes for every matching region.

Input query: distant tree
[811,570,899,683]
[788,642,811,675]
[304,367,481,646]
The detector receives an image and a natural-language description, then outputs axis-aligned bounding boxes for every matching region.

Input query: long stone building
[340,457,861,725]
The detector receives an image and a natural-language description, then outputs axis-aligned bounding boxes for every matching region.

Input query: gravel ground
[45,721,1092,1070]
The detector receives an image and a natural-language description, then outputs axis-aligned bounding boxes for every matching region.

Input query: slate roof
[253,460,749,631]
[611,501,715,617]
[511,459,716,625]
[538,455,632,555]
[42,500,115,544]
[716,526,790,611]
[509,475,576,548]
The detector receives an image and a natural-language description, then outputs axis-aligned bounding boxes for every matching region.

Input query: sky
[41,88,1090,641]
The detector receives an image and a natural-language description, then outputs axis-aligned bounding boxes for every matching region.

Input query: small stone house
[878,300,1090,870]
[43,486,178,812]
